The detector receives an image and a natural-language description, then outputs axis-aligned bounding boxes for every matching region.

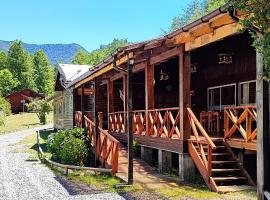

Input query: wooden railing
[109,107,181,139]
[224,106,257,142]
[148,107,180,139]
[84,115,119,174]
[75,111,82,127]
[187,108,216,187]
[109,111,126,133]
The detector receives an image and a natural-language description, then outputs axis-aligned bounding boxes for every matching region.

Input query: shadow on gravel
[54,175,104,196]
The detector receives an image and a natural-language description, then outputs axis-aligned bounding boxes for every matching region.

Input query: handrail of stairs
[84,115,119,174]
[187,108,217,190]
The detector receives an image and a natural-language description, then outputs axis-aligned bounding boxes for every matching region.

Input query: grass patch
[156,184,256,200]
[17,129,53,160]
[0,112,53,134]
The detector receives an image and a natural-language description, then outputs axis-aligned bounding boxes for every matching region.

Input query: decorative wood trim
[149,47,182,65]
[185,23,242,51]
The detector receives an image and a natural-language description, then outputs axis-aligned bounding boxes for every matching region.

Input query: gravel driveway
[0,126,125,200]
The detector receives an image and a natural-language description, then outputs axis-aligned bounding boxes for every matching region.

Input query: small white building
[53,63,91,130]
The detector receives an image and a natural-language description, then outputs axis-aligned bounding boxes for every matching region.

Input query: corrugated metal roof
[57,63,93,89]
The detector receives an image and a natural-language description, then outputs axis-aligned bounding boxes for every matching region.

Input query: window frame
[238,80,256,106]
[207,83,237,111]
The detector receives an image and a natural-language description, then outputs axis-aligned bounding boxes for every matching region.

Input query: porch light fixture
[160,70,169,81]
[218,53,233,64]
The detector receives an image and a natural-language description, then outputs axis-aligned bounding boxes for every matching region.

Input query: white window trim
[207,83,237,111]
[238,80,256,106]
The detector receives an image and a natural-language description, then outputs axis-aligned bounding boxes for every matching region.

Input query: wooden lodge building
[53,5,270,196]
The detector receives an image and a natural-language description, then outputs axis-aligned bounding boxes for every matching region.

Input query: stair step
[198,153,230,156]
[212,161,237,164]
[213,176,247,181]
[212,168,241,172]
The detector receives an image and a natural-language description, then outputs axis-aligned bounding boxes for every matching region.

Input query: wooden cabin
[6,89,44,113]
[53,63,92,130]
[54,5,269,194]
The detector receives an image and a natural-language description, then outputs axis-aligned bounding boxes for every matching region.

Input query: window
[208,83,236,111]
[239,80,256,105]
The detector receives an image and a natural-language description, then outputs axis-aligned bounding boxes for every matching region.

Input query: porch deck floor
[116,144,179,189]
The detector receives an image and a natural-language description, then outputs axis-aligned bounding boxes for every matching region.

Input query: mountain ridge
[0,40,88,65]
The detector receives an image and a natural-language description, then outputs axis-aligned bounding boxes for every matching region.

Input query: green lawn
[0,112,53,134]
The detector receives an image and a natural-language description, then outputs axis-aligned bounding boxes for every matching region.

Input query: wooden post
[256,52,270,200]
[145,61,154,135]
[179,48,191,145]
[123,74,128,131]
[81,84,85,128]
[94,79,99,167]
[107,79,114,129]
[127,58,134,185]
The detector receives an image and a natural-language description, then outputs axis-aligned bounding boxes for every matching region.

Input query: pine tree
[7,40,35,91]
[33,50,54,96]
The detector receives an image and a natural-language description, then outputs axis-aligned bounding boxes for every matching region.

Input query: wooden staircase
[187,108,255,192]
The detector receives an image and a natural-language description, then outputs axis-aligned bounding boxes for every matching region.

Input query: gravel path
[0,126,125,200]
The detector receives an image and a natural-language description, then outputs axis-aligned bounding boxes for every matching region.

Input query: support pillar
[158,149,162,173]
[179,153,195,181]
[256,52,270,200]
[179,49,191,143]
[107,79,114,129]
[162,151,172,173]
[123,74,128,131]
[145,61,154,135]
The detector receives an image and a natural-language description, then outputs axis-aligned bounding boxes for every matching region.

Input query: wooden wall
[191,32,256,112]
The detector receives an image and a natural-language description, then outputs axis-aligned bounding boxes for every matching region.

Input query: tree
[230,0,270,77]
[72,39,129,66]
[170,0,226,31]
[33,50,54,96]
[0,69,19,96]
[27,99,52,124]
[7,40,35,91]
[0,52,7,70]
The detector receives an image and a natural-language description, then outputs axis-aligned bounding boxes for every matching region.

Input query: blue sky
[0,0,192,51]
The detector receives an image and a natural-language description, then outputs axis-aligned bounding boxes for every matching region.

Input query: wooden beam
[107,79,114,114]
[149,47,182,65]
[189,23,214,38]
[209,13,234,29]
[145,61,154,136]
[174,32,193,46]
[256,51,270,200]
[75,52,133,88]
[179,49,191,142]
[133,61,146,73]
[185,23,242,51]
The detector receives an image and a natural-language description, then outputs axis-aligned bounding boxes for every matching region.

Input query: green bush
[60,137,88,165]
[48,128,88,166]
[0,111,5,126]
[0,97,11,116]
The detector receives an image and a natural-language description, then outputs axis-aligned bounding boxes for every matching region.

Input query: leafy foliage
[72,39,129,66]
[170,0,226,31]
[7,40,36,91]
[27,99,52,124]
[230,0,270,78]
[0,96,11,116]
[0,69,19,96]
[33,50,54,96]
[48,128,88,165]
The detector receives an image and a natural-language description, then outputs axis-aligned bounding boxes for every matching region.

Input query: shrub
[0,111,5,126]
[48,128,89,166]
[27,99,52,124]
[60,137,88,165]
[0,97,11,116]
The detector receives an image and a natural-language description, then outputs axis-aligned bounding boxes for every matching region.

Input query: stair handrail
[187,108,216,149]
[84,115,119,174]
